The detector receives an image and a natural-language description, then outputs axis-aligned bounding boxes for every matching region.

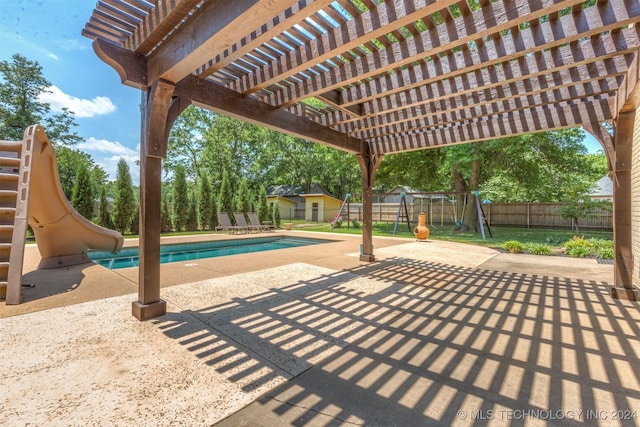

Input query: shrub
[564,236,595,258]
[595,246,614,259]
[524,243,552,256]
[545,236,564,245]
[503,240,524,254]
[351,220,361,229]
[589,238,614,259]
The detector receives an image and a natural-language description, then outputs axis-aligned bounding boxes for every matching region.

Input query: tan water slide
[0,125,123,304]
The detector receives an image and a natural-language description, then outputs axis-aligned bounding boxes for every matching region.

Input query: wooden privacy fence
[332,201,612,231]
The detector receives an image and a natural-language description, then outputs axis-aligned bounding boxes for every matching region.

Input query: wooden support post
[609,109,638,301]
[588,115,638,300]
[356,147,383,262]
[132,80,180,320]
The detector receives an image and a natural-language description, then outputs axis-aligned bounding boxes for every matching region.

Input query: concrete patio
[1,232,637,426]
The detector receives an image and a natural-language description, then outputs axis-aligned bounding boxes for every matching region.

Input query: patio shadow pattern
[153,257,640,426]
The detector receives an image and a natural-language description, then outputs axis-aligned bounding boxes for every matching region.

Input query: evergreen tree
[97,187,114,229]
[112,158,135,234]
[272,200,281,227]
[218,169,234,223]
[209,193,218,229]
[257,185,270,223]
[71,162,94,220]
[198,172,214,230]
[187,190,199,231]
[0,53,82,144]
[172,164,189,231]
[161,191,172,232]
[234,177,251,214]
[130,199,140,235]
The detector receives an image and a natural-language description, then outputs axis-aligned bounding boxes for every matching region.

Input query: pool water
[88,236,333,270]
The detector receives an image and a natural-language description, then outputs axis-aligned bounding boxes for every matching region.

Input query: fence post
[527,202,530,228]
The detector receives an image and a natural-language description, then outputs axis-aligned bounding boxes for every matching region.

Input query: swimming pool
[88,236,334,270]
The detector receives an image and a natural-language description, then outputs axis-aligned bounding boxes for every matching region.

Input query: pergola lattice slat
[250,0,596,108]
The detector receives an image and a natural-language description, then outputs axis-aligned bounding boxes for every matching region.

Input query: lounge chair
[233,212,256,233]
[216,212,245,233]
[248,212,273,232]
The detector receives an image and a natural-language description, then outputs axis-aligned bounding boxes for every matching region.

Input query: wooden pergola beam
[367,99,611,153]
[172,75,363,154]
[196,0,337,78]
[251,0,608,107]
[239,0,449,96]
[611,46,640,117]
[332,28,640,120]
[359,94,614,142]
[146,1,301,83]
[336,9,638,106]
[353,78,620,139]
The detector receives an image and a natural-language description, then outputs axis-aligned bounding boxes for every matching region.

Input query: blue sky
[0,1,605,185]
[0,0,141,182]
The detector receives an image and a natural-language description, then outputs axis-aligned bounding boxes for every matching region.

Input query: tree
[218,169,234,222]
[256,185,270,223]
[0,54,50,140]
[112,158,136,234]
[130,199,140,235]
[165,106,213,182]
[97,187,114,229]
[372,149,446,193]
[557,197,612,234]
[198,172,216,230]
[0,53,81,144]
[375,128,607,233]
[71,163,94,220]
[55,147,101,200]
[234,177,251,214]
[272,200,281,228]
[186,191,199,231]
[161,191,172,232]
[172,164,189,231]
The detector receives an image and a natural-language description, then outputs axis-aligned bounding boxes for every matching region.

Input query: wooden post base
[132,299,167,320]
[360,254,376,262]
[610,286,640,301]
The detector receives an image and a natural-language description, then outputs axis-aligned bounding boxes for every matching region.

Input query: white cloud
[77,137,140,184]
[57,38,88,52]
[39,85,116,118]
[77,137,137,157]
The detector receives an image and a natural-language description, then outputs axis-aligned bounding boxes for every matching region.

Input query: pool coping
[1,231,409,318]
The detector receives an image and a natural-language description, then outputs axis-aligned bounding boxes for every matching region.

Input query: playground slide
[1,125,123,303]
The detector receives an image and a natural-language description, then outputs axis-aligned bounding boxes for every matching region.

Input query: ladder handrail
[331,193,350,230]
[393,193,412,234]
[5,127,36,304]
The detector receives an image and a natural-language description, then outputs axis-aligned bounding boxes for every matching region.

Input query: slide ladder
[331,193,350,230]
[0,140,30,302]
[393,193,412,234]
[0,125,124,304]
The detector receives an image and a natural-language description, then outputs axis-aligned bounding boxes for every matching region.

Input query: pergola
[82,0,640,320]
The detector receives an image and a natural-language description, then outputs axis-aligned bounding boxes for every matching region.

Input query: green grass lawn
[298,221,612,251]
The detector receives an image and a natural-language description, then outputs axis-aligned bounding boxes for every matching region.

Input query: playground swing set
[391,191,493,240]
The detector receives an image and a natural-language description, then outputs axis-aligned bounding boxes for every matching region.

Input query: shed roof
[82,0,639,157]
[301,193,343,203]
